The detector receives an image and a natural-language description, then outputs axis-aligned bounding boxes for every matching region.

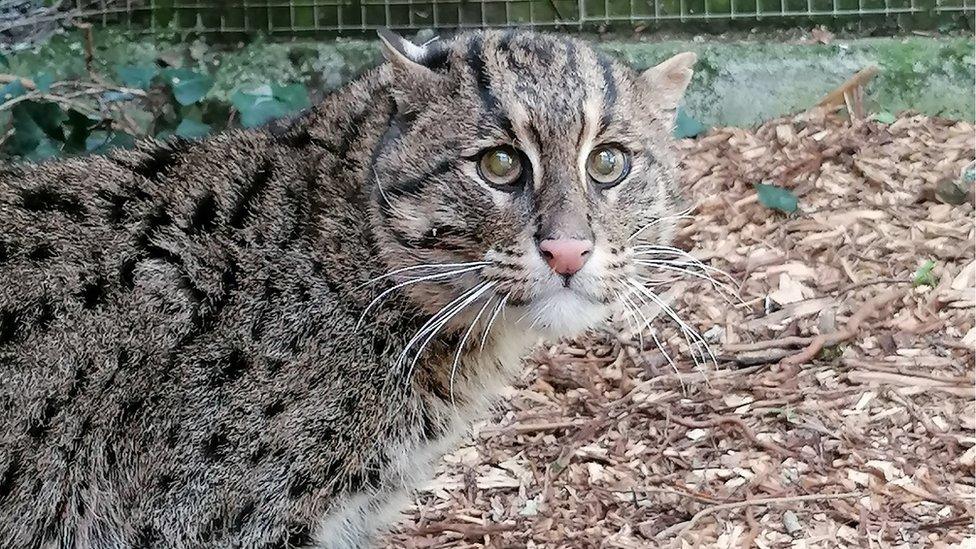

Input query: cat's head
[369,30,695,338]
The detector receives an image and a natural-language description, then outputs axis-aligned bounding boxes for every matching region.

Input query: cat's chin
[518,289,610,339]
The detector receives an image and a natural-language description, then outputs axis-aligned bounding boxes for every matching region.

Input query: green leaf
[230,83,311,128]
[64,109,101,153]
[174,118,211,139]
[9,104,46,155]
[116,64,159,90]
[0,79,27,102]
[160,68,213,106]
[85,131,135,154]
[21,101,67,141]
[912,260,938,287]
[26,137,61,161]
[755,183,799,214]
[34,72,55,92]
[272,83,310,110]
[872,111,896,124]
[674,106,705,139]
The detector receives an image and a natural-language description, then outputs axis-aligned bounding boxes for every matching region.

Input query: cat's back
[0,119,399,546]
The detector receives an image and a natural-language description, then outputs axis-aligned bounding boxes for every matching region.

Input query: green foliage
[755,183,799,214]
[913,260,938,287]
[116,64,159,89]
[871,111,897,124]
[1,50,313,160]
[160,68,214,106]
[231,83,310,128]
[674,106,705,138]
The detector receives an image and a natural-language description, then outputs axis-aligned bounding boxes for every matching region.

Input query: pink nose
[538,238,593,276]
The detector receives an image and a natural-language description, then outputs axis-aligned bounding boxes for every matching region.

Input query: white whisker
[479,293,509,351]
[355,265,485,330]
[357,260,489,289]
[449,292,497,405]
[629,279,717,371]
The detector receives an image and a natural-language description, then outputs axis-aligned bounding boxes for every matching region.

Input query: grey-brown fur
[0,30,694,548]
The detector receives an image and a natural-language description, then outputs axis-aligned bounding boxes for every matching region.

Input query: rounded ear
[640,51,697,112]
[377,28,446,108]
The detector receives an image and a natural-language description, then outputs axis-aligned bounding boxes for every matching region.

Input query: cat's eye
[478,146,523,188]
[586,145,630,188]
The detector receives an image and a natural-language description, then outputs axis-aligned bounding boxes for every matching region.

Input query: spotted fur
[0,30,694,547]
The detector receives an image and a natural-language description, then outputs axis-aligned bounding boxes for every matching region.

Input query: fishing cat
[0,29,695,548]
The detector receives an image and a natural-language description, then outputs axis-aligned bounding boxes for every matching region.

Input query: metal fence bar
[69,0,973,34]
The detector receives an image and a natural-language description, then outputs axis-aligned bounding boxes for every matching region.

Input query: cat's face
[370,30,695,338]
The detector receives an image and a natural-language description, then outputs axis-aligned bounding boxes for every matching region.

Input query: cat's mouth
[518,285,611,337]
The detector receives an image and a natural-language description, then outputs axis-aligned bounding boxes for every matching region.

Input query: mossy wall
[6,31,974,127]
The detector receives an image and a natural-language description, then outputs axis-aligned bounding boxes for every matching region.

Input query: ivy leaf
[912,260,938,287]
[26,137,62,161]
[0,79,27,102]
[272,83,310,111]
[872,111,896,124]
[160,68,214,106]
[174,118,211,139]
[9,104,46,155]
[64,109,102,153]
[85,131,135,154]
[755,183,799,214]
[116,64,159,90]
[231,89,288,128]
[20,101,67,141]
[674,106,705,139]
[34,72,55,92]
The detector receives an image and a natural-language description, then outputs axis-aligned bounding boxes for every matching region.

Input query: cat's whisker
[358,261,490,289]
[616,290,645,350]
[402,282,496,381]
[479,293,509,351]
[623,286,681,379]
[449,292,497,405]
[628,209,695,241]
[632,260,740,304]
[355,265,485,330]
[396,281,489,369]
[631,247,736,285]
[628,279,717,373]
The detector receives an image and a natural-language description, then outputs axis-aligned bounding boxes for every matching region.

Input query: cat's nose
[538,238,593,276]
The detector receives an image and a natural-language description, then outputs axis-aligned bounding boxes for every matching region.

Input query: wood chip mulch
[383,111,976,548]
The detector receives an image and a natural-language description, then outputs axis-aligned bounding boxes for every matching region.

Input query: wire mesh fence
[6,0,975,36]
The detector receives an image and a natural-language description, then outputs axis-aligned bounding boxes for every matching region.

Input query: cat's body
[0,30,695,548]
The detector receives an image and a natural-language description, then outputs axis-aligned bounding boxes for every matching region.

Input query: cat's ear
[640,52,697,112]
[377,28,438,81]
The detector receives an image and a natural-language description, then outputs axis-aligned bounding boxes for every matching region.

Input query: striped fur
[0,30,694,547]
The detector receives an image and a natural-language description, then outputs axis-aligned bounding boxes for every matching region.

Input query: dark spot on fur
[189,192,218,233]
[28,243,53,261]
[35,296,54,330]
[266,359,283,376]
[288,476,310,498]
[263,400,285,418]
[97,190,130,224]
[249,442,268,464]
[164,424,179,448]
[105,446,117,467]
[199,514,225,542]
[202,431,228,461]
[66,367,87,401]
[157,473,176,492]
[0,456,20,502]
[123,139,188,181]
[119,258,137,289]
[229,162,273,229]
[79,277,107,309]
[27,396,59,439]
[0,241,9,264]
[119,398,143,424]
[215,349,249,385]
[134,523,162,546]
[20,187,87,219]
[232,500,256,530]
[0,309,21,345]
